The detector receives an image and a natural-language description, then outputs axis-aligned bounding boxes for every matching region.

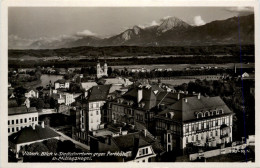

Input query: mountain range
[27,14,254,49]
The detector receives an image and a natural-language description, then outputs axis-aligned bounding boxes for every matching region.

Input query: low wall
[189,143,247,161]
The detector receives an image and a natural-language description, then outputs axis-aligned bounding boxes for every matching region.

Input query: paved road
[50,127,90,151]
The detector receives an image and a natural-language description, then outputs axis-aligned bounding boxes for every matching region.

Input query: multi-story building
[54,79,70,89]
[108,84,190,132]
[154,95,234,153]
[80,85,111,131]
[96,61,108,79]
[8,106,38,135]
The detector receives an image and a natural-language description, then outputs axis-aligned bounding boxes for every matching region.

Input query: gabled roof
[8,106,37,116]
[54,79,69,84]
[9,125,59,144]
[88,85,111,102]
[112,133,150,151]
[156,96,233,122]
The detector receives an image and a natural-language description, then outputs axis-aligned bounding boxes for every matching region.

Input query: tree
[43,139,59,153]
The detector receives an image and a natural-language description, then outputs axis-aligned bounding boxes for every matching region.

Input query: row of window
[90,111,99,116]
[139,148,149,156]
[196,109,224,118]
[8,125,29,133]
[8,117,37,125]
[185,118,228,133]
[90,103,100,108]
[185,130,218,143]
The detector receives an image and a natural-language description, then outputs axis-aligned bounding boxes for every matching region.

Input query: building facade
[80,85,111,131]
[8,106,38,136]
[154,95,234,153]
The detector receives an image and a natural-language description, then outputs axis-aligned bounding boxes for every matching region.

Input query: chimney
[119,127,122,134]
[144,129,147,137]
[25,98,30,108]
[32,123,35,130]
[41,121,45,128]
[177,93,180,100]
[198,93,201,99]
[137,88,143,103]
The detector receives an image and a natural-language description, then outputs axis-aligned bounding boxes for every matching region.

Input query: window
[35,117,37,121]
[168,134,171,142]
[20,119,23,123]
[12,128,14,132]
[8,128,10,133]
[25,118,27,123]
[16,127,19,131]
[192,136,194,141]
[32,117,34,122]
[210,132,213,137]
[222,118,225,124]
[16,119,18,124]
[146,148,148,154]
[186,137,188,143]
[216,130,218,136]
[216,120,218,126]
[29,117,31,121]
[196,135,198,141]
[12,120,14,124]
[96,111,99,115]
[186,126,189,133]
[8,120,10,125]
[201,122,204,129]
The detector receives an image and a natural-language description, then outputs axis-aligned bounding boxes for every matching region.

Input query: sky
[8,7,254,48]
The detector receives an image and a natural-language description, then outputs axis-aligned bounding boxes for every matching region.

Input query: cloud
[75,29,96,37]
[8,35,35,49]
[225,7,254,16]
[150,20,160,26]
[193,16,206,26]
[138,20,160,29]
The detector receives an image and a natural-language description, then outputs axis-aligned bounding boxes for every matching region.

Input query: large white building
[154,95,234,153]
[80,85,111,131]
[54,79,70,89]
[96,61,108,78]
[8,106,38,135]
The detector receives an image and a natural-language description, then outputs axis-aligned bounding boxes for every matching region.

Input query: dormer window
[218,109,224,114]
[204,111,210,117]
[197,112,203,118]
[212,110,217,116]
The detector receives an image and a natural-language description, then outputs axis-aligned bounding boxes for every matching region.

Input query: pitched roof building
[9,122,60,158]
[107,84,191,131]
[154,95,234,153]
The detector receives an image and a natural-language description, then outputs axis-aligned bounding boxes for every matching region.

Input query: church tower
[97,60,101,78]
[96,60,108,78]
[104,60,108,76]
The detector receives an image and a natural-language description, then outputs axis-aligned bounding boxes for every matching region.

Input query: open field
[111,63,255,71]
